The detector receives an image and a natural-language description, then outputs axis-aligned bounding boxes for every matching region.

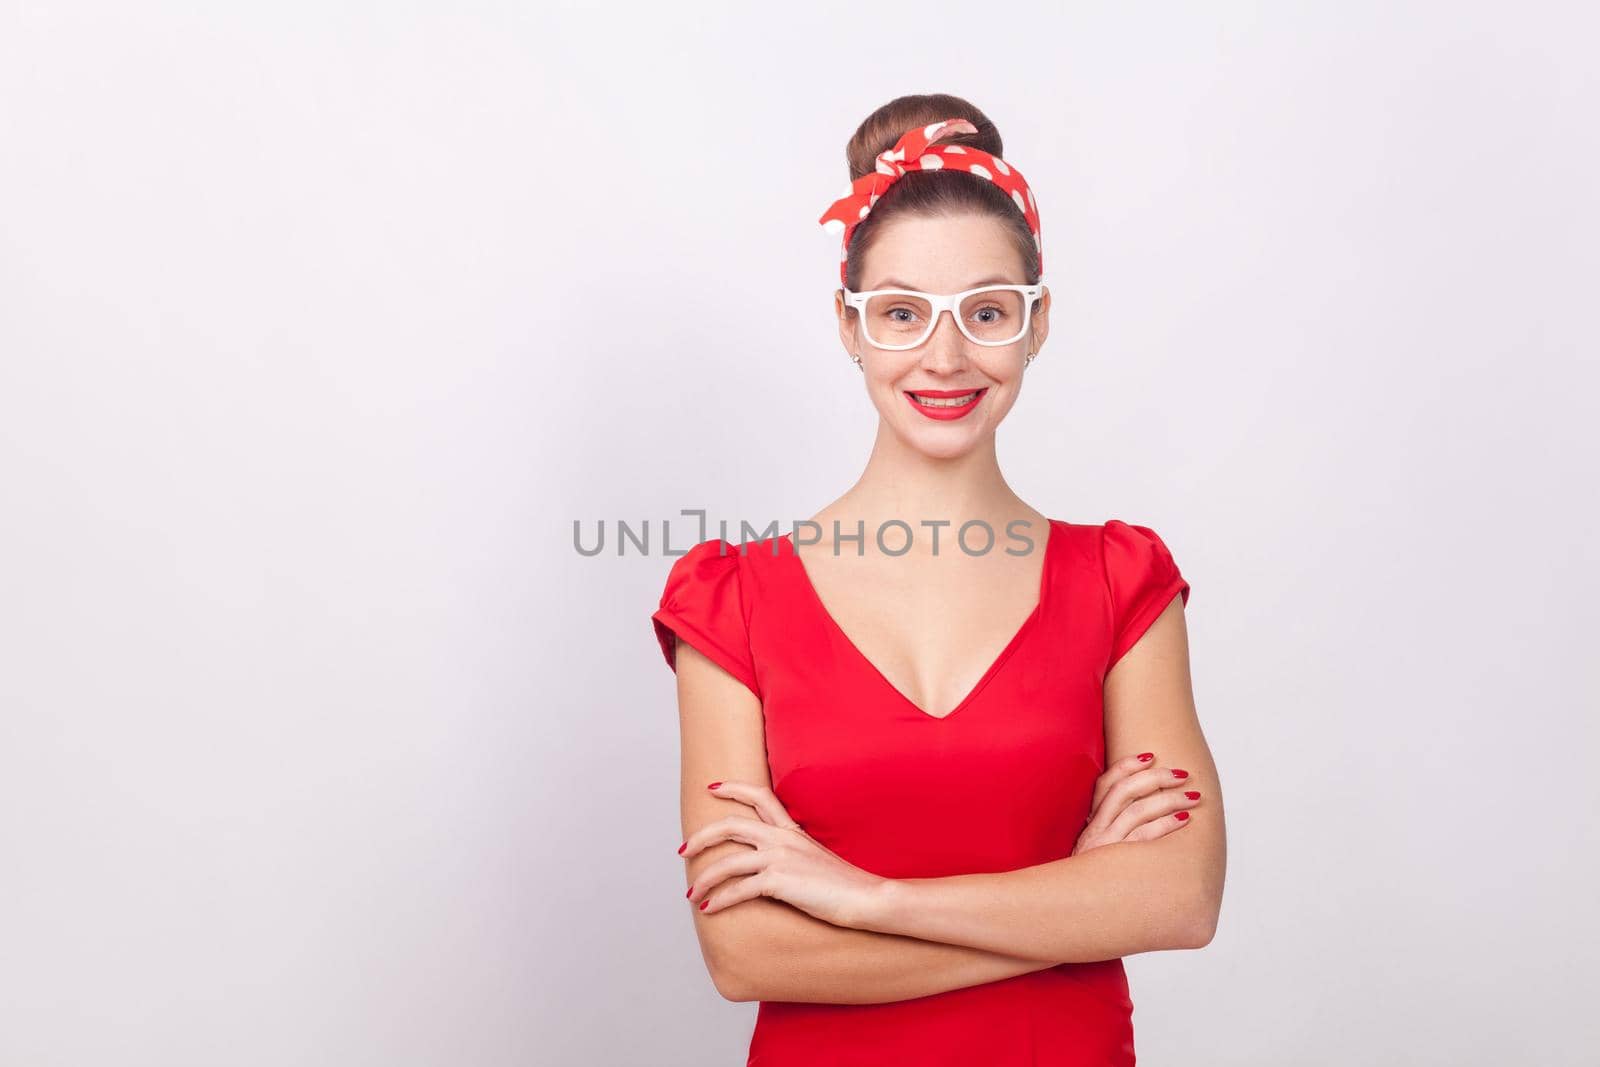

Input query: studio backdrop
[1,3,1595,1065]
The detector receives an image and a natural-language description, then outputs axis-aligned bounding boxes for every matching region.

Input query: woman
[650,94,1226,1066]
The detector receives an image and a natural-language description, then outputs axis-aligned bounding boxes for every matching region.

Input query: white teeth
[912,390,980,408]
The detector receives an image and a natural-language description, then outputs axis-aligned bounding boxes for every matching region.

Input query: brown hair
[840,93,1041,293]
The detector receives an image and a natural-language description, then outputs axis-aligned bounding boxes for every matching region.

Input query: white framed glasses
[842,284,1044,351]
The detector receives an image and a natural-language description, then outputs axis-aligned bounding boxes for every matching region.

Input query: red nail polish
[699,900,709,910]
[1171,769,1189,779]
[1137,753,1154,762]
[1184,790,1200,800]
[707,782,722,790]
[686,885,693,898]
[1175,811,1190,821]
[677,841,687,854]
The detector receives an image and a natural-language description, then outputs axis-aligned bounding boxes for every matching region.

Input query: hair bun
[845,94,1002,181]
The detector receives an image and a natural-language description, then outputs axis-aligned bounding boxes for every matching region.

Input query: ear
[834,288,859,357]
[1028,285,1052,355]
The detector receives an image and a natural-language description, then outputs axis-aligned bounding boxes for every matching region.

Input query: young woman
[650,94,1226,1066]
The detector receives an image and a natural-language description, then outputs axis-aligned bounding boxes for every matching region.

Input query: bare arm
[850,595,1227,961]
[701,894,1059,1004]
[671,639,1059,1003]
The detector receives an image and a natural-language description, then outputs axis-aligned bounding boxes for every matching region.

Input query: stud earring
[851,352,863,370]
[1023,352,1035,368]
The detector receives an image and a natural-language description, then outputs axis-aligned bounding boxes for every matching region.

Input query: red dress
[651,518,1191,1066]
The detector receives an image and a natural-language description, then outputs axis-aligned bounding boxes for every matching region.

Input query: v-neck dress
[650,518,1191,1067]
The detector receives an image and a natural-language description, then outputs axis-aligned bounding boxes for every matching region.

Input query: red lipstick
[904,387,987,421]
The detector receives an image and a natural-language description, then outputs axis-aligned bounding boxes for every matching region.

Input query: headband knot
[818,117,1042,284]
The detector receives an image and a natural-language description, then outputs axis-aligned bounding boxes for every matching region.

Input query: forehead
[859,213,1025,291]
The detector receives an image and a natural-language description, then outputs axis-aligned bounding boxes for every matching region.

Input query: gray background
[2,2,1596,1064]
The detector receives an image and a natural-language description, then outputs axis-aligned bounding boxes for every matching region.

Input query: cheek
[868,360,918,390]
[985,387,1022,421]
[869,378,908,413]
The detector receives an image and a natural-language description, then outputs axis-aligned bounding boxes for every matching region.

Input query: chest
[745,551,1114,877]
[756,616,1108,876]
[792,548,1048,721]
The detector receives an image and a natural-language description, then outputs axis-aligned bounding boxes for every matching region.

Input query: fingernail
[698,900,709,910]
[1137,752,1154,762]
[686,885,693,898]
[707,782,722,790]
[1184,790,1200,800]
[1175,811,1190,821]
[678,841,687,854]
[1171,769,1189,779]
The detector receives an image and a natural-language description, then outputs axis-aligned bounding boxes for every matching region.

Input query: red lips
[904,387,987,421]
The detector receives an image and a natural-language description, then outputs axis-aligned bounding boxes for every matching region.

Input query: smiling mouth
[905,389,985,407]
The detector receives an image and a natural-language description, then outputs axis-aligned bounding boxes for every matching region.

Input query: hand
[681,780,887,928]
[1073,751,1201,855]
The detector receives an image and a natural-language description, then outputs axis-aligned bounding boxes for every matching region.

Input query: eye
[888,306,921,323]
[971,304,1005,324]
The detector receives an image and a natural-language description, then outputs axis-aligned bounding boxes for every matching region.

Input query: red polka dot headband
[818,117,1042,285]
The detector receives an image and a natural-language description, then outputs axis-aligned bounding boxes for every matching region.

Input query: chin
[896,418,991,458]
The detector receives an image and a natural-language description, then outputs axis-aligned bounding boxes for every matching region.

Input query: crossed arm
[671,594,1226,1004]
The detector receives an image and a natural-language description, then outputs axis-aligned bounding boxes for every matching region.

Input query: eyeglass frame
[840,283,1046,351]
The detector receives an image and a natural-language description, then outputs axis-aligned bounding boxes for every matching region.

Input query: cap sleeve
[1102,519,1191,672]
[650,539,761,700]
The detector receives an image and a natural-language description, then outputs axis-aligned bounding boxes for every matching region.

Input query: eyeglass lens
[862,287,1029,348]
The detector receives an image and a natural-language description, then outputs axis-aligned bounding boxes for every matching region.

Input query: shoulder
[1099,518,1183,567]
[1090,519,1191,672]
[1102,515,1189,613]
[658,538,746,601]
[651,538,763,698]
[1096,518,1187,599]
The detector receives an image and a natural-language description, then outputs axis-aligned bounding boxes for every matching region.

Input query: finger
[1122,808,1196,843]
[1090,751,1157,810]
[696,870,771,915]
[1088,763,1193,833]
[1107,772,1197,827]
[682,815,776,859]
[687,850,769,909]
[1103,787,1202,841]
[705,780,800,829]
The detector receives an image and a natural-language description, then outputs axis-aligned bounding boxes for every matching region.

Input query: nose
[919,306,971,372]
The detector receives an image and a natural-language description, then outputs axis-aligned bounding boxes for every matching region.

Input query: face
[835,213,1051,460]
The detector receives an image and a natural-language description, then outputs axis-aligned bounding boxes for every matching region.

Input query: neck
[810,419,1042,557]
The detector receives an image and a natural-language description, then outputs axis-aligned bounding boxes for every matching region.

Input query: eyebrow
[869,275,1018,290]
